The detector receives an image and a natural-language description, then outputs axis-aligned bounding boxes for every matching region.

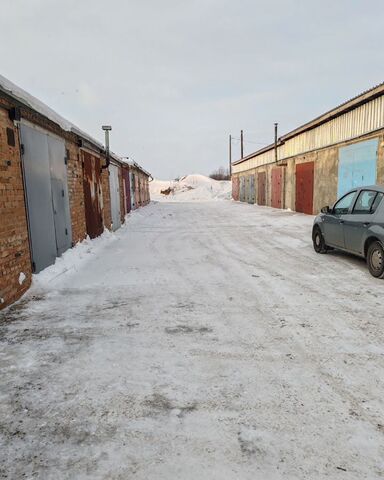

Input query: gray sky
[1,0,383,179]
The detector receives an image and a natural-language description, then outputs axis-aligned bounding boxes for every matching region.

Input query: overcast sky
[1,0,383,179]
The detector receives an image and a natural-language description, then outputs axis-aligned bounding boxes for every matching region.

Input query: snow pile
[150,174,231,202]
[32,229,117,289]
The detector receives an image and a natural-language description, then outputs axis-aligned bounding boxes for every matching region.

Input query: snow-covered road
[1,201,384,479]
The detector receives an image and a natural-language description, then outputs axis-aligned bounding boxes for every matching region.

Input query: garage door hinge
[65,228,68,235]
[20,144,25,155]
[62,189,65,197]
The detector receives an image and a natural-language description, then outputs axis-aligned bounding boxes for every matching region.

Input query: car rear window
[353,190,384,214]
[371,192,384,213]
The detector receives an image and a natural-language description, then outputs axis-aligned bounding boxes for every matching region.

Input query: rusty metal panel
[122,169,131,214]
[296,162,314,214]
[271,167,283,209]
[82,151,103,239]
[257,172,266,206]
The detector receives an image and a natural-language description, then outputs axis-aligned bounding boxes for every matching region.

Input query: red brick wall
[66,141,87,244]
[0,107,32,309]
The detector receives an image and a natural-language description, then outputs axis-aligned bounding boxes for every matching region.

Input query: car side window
[371,192,384,213]
[333,191,356,215]
[352,190,378,214]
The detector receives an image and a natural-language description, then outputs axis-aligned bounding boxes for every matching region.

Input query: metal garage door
[248,175,255,204]
[20,124,72,273]
[109,163,121,231]
[122,169,131,214]
[244,176,250,203]
[338,139,378,197]
[239,177,246,202]
[296,162,314,214]
[130,172,136,209]
[82,151,103,239]
[271,167,283,209]
[257,172,266,205]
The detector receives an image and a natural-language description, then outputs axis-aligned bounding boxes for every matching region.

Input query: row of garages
[232,83,384,214]
[0,75,151,309]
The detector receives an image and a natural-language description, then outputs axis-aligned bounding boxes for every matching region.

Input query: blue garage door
[338,138,378,197]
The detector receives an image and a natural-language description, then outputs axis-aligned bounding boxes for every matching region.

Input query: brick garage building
[0,104,31,307]
[232,83,384,215]
[0,75,151,310]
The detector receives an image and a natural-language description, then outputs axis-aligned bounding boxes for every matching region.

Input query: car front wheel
[312,226,328,254]
[367,241,384,278]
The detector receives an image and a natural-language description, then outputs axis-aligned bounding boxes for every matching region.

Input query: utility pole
[229,134,232,177]
[240,130,244,159]
[274,123,278,163]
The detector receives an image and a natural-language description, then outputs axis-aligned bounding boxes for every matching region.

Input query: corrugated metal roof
[233,81,384,167]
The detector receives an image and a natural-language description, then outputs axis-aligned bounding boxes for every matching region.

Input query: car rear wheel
[367,241,384,278]
[312,226,328,254]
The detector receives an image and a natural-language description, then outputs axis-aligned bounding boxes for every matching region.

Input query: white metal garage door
[20,123,72,273]
[109,163,121,231]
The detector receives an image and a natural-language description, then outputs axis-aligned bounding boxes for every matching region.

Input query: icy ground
[1,202,384,479]
[150,174,231,201]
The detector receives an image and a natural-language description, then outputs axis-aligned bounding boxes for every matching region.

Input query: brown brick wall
[66,141,87,244]
[0,107,32,309]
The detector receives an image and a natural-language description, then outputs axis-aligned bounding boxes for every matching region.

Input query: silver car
[312,185,384,278]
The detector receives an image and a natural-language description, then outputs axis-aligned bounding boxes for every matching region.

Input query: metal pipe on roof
[101,125,112,169]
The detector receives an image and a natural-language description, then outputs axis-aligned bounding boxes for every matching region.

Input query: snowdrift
[150,174,231,202]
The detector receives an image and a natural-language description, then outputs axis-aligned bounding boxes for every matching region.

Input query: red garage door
[271,167,283,209]
[296,162,314,214]
[257,172,266,205]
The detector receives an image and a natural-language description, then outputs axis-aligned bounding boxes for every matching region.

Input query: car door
[343,190,384,253]
[322,191,357,248]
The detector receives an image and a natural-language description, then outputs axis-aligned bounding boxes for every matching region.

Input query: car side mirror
[321,206,331,214]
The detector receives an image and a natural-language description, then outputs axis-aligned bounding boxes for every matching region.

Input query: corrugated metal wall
[233,94,384,175]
